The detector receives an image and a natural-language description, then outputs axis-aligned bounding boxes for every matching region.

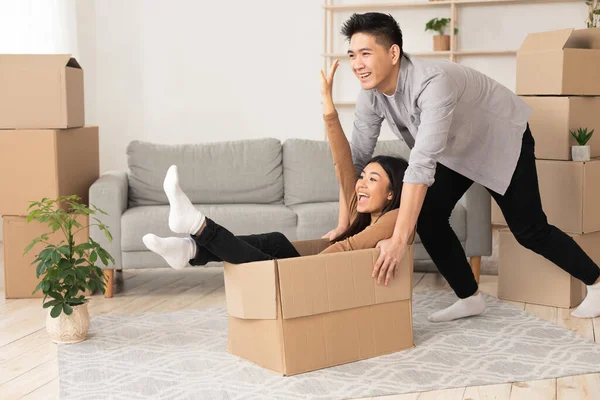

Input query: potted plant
[570,127,594,161]
[425,18,458,51]
[586,0,599,28]
[24,195,114,343]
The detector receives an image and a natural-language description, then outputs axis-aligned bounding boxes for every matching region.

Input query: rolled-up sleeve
[351,90,384,175]
[403,71,457,186]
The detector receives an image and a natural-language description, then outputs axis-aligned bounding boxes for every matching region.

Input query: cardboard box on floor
[521,96,600,160]
[516,28,600,95]
[3,215,92,299]
[0,54,84,129]
[498,229,589,308]
[224,239,414,376]
[491,199,506,227]
[0,126,99,216]
[492,160,600,232]
[537,159,600,234]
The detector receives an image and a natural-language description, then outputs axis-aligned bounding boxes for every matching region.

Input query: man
[329,12,600,322]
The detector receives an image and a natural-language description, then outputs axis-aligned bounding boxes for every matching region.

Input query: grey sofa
[90,138,492,297]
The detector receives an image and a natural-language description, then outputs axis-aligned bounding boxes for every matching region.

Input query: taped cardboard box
[537,159,600,234]
[498,229,589,308]
[0,54,84,129]
[521,96,600,160]
[224,239,414,376]
[3,215,92,299]
[0,126,99,216]
[516,28,600,95]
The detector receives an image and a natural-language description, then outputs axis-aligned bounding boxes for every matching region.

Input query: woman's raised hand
[320,59,339,100]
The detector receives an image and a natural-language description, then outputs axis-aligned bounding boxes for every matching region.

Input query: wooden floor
[1,243,599,400]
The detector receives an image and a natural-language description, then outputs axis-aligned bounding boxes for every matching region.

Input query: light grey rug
[58,291,600,400]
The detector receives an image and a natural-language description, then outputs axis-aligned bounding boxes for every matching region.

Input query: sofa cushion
[283,139,410,206]
[121,204,297,251]
[289,202,339,241]
[127,139,283,207]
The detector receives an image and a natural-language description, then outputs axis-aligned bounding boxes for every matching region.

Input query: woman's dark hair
[340,12,403,55]
[332,155,409,243]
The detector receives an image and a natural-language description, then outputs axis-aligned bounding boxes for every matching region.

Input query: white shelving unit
[323,0,583,107]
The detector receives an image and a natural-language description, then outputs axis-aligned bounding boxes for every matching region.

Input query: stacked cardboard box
[0,55,99,298]
[497,28,600,308]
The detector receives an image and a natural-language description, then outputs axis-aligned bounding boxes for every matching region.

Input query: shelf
[323,0,581,10]
[323,50,516,58]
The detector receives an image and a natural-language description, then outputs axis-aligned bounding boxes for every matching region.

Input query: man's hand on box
[373,238,408,286]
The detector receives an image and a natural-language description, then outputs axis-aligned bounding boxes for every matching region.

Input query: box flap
[565,28,600,50]
[277,247,413,320]
[0,54,81,69]
[292,238,331,257]
[223,260,278,320]
[518,29,573,52]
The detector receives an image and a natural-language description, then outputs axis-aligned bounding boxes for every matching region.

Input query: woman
[143,60,410,272]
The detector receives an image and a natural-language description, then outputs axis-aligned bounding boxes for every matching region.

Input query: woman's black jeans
[417,125,600,299]
[188,218,300,266]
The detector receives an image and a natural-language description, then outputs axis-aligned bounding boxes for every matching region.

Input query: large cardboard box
[498,229,590,308]
[491,160,600,232]
[516,28,600,95]
[0,54,84,129]
[537,159,600,234]
[522,96,600,160]
[0,126,99,216]
[3,215,91,299]
[224,239,414,376]
[491,199,506,226]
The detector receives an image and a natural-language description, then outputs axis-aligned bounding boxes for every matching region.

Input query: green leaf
[50,304,62,318]
[57,245,70,257]
[63,303,73,315]
[48,291,63,300]
[42,281,51,292]
[89,251,98,264]
[33,280,44,294]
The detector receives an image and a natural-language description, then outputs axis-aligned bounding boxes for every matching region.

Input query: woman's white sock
[427,292,486,323]
[142,234,196,270]
[571,280,600,318]
[163,165,205,235]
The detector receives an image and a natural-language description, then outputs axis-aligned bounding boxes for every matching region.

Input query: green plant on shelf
[425,18,458,35]
[586,0,600,28]
[570,127,594,146]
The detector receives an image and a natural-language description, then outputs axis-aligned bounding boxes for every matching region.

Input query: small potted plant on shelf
[570,127,594,161]
[24,195,114,344]
[586,0,599,28]
[425,18,457,51]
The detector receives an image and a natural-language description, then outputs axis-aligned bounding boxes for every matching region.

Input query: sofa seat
[121,204,298,252]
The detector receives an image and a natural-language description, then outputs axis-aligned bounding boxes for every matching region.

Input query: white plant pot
[46,303,90,343]
[572,145,591,162]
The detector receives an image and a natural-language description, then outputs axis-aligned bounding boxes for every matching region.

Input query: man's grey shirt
[351,54,532,195]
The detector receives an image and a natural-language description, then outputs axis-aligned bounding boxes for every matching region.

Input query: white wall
[75,0,325,173]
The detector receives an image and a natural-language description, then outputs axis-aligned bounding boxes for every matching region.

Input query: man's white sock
[427,292,486,323]
[142,234,196,270]
[163,165,205,235]
[571,281,600,318]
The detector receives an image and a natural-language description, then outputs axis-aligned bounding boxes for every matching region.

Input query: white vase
[46,303,90,344]
[572,145,591,162]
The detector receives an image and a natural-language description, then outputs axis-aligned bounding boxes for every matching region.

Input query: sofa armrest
[461,183,492,257]
[89,171,128,270]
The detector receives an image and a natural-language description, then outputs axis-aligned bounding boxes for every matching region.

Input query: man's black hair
[341,12,403,55]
